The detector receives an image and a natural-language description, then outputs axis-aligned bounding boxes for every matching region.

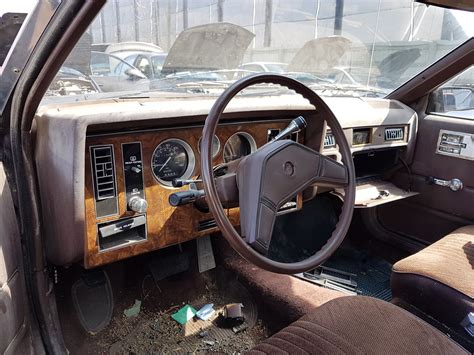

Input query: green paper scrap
[171,305,197,325]
[124,299,142,318]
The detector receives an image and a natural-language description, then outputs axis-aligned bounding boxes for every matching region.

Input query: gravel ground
[92,278,269,354]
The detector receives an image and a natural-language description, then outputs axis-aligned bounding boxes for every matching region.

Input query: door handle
[427,177,463,192]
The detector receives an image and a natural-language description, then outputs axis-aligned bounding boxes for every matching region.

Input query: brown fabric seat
[249,296,468,354]
[391,226,474,334]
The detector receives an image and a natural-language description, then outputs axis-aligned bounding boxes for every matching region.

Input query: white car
[238,62,288,74]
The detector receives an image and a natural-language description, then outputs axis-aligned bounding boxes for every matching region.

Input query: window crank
[427,177,463,192]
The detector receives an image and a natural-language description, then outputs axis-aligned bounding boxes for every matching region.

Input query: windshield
[46,0,473,99]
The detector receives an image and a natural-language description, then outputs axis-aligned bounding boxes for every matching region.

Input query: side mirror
[430,87,474,113]
[125,68,147,80]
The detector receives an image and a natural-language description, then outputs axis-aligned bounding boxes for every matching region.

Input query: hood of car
[377,47,422,82]
[288,36,352,75]
[161,23,254,75]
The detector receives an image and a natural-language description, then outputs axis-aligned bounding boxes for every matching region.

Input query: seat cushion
[392,225,474,297]
[249,296,467,354]
[391,226,474,332]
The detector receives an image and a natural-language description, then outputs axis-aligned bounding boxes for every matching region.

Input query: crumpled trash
[196,303,215,321]
[123,299,142,318]
[216,303,245,328]
[198,330,209,338]
[171,304,197,325]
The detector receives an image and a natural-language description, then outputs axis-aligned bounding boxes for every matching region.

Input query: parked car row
[45,25,470,98]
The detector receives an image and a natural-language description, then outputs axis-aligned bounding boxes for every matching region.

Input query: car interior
[0,0,473,354]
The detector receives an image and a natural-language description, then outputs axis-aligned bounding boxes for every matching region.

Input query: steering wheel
[201,74,355,274]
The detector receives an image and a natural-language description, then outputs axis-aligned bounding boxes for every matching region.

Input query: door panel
[0,163,34,353]
[378,113,474,245]
[410,114,474,192]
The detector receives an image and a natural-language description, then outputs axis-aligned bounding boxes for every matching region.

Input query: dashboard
[34,95,417,268]
[84,120,296,268]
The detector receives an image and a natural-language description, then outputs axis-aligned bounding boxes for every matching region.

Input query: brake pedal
[197,235,216,273]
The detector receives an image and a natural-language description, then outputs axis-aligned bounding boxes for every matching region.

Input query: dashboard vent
[324,133,336,148]
[384,127,404,141]
[197,219,217,231]
[91,145,117,200]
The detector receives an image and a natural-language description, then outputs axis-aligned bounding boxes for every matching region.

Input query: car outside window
[136,56,152,78]
[243,64,263,72]
[151,56,165,78]
[37,0,474,100]
[428,66,474,120]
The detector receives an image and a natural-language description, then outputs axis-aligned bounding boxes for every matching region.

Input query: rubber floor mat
[322,246,393,301]
[71,270,114,334]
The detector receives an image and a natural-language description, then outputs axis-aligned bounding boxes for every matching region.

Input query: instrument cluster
[150,131,257,187]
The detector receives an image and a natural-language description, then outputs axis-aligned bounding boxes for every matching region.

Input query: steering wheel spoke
[313,154,349,188]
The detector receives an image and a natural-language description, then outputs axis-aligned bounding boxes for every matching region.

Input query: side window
[428,66,474,120]
[114,61,125,76]
[151,56,165,78]
[114,59,135,77]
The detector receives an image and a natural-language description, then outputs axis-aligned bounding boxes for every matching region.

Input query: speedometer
[151,139,195,186]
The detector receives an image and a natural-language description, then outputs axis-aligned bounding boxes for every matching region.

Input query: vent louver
[384,127,404,141]
[324,133,336,148]
[91,145,116,200]
[197,219,217,231]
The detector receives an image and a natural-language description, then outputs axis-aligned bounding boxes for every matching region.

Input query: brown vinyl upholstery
[249,296,467,354]
[391,226,474,333]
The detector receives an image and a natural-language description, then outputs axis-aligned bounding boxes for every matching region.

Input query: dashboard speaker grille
[91,145,117,200]
[384,127,404,141]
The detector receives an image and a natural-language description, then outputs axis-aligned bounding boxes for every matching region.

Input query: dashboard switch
[128,196,148,213]
[172,179,202,187]
[122,142,146,202]
[169,190,205,207]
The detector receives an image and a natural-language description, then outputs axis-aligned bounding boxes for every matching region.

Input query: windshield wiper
[176,81,230,89]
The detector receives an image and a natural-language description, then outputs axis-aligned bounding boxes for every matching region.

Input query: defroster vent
[384,127,404,141]
[324,133,336,148]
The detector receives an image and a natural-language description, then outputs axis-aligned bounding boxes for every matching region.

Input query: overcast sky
[0,0,36,16]
[1,1,472,36]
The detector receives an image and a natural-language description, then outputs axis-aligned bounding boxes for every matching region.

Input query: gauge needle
[158,157,171,172]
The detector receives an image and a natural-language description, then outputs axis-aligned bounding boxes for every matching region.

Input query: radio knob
[128,196,148,213]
